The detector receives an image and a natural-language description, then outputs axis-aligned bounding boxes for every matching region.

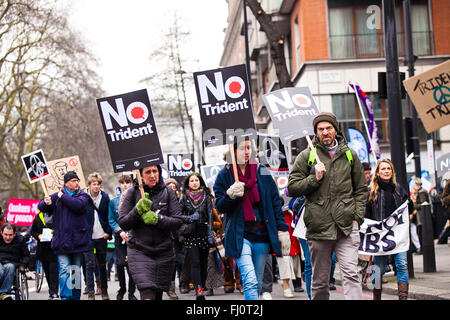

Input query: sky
[61,0,229,96]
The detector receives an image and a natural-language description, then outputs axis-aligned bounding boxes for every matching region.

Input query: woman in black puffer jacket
[179,172,213,300]
[119,165,183,300]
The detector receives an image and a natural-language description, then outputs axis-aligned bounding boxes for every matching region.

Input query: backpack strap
[307,147,354,169]
[307,147,317,171]
[345,149,354,168]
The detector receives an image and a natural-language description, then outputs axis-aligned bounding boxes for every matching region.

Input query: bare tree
[141,12,196,155]
[0,0,109,199]
[245,0,293,88]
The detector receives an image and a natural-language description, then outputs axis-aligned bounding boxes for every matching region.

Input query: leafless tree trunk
[245,0,294,88]
[0,0,108,199]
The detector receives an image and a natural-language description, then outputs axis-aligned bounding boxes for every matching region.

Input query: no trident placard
[194,64,256,148]
[262,87,319,145]
[96,89,164,173]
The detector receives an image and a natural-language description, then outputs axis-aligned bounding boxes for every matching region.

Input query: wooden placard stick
[135,169,146,199]
[305,135,323,165]
[39,180,49,198]
[228,144,239,183]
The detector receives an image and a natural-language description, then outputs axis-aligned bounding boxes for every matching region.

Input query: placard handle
[39,180,49,198]
[305,135,322,165]
[229,144,239,183]
[135,170,146,199]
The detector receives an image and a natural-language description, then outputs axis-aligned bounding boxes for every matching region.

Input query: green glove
[142,210,158,225]
[136,193,152,215]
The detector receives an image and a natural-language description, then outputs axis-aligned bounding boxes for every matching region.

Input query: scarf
[231,162,260,221]
[187,189,205,206]
[377,177,397,218]
[64,186,76,197]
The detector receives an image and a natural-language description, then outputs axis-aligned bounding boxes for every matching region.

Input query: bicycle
[35,260,44,293]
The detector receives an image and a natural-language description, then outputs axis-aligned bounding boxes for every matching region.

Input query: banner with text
[6,198,40,227]
[194,64,256,147]
[167,153,195,186]
[262,87,319,145]
[436,152,450,178]
[96,89,163,172]
[358,200,410,256]
[403,59,450,133]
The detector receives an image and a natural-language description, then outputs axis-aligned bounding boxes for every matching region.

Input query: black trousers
[84,238,108,292]
[187,246,209,288]
[42,260,59,297]
[114,235,136,295]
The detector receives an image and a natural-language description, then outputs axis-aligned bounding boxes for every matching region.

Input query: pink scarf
[230,163,260,221]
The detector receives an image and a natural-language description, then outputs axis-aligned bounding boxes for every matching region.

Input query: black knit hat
[64,171,79,183]
[313,112,339,133]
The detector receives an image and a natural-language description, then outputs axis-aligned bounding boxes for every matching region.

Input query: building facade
[220,0,450,180]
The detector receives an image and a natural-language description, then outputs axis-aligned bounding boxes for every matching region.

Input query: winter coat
[86,190,112,240]
[118,182,183,291]
[0,234,30,267]
[213,163,289,258]
[179,191,213,237]
[29,212,57,262]
[287,133,367,240]
[365,183,413,221]
[283,210,301,256]
[413,188,430,226]
[108,196,121,234]
[38,189,90,255]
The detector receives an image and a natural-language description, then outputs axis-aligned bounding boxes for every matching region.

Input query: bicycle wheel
[35,261,44,293]
[19,272,29,300]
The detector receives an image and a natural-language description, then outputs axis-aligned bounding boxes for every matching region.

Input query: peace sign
[433,86,450,105]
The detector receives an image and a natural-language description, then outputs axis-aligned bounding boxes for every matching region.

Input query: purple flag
[349,83,381,160]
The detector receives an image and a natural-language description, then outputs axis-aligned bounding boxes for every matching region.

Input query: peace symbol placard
[403,60,450,133]
[21,149,51,183]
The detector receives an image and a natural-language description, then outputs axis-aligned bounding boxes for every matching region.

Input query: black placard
[194,64,256,147]
[96,89,163,172]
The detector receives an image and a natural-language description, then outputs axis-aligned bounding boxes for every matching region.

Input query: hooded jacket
[287,133,367,240]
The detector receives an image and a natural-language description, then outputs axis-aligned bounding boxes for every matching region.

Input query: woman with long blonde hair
[365,159,413,300]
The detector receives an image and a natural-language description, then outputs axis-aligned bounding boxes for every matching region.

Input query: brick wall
[432,0,450,55]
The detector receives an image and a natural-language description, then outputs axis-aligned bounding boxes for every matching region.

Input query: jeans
[235,239,269,300]
[299,239,336,300]
[371,251,409,288]
[0,263,15,293]
[57,253,83,300]
[299,239,312,299]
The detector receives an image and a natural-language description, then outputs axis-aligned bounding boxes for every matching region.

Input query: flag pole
[349,82,378,162]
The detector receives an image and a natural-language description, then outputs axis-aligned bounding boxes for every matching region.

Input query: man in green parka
[288,112,367,300]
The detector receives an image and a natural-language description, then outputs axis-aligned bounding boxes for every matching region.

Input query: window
[332,93,431,144]
[328,0,432,59]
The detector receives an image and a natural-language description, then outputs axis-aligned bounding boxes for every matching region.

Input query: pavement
[334,239,450,300]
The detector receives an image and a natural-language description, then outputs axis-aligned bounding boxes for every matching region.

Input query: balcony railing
[329,31,433,60]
